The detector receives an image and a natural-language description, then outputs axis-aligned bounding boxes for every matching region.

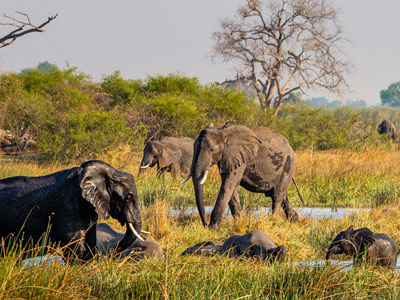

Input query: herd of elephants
[0,121,398,269]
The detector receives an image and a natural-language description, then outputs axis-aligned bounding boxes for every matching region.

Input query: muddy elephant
[378,120,398,141]
[181,230,286,262]
[140,137,194,176]
[181,124,303,231]
[96,223,164,260]
[326,226,398,269]
[0,160,144,260]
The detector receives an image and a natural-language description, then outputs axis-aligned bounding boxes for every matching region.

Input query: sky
[0,0,399,106]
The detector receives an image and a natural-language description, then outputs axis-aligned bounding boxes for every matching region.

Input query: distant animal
[0,160,143,260]
[140,137,194,176]
[326,226,398,269]
[181,124,303,232]
[181,229,286,262]
[378,120,398,141]
[96,223,164,260]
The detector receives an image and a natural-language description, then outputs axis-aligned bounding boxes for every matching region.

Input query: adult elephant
[139,137,194,176]
[182,124,303,231]
[378,120,398,141]
[0,160,143,260]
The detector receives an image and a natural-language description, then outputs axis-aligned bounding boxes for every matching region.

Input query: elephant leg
[228,189,241,217]
[83,222,97,260]
[209,166,245,232]
[282,196,300,222]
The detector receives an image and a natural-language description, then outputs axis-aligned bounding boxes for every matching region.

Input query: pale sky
[1,0,399,106]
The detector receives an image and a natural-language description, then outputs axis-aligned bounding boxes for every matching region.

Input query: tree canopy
[380,82,400,107]
[212,0,350,115]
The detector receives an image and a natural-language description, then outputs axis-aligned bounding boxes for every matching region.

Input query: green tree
[380,82,400,106]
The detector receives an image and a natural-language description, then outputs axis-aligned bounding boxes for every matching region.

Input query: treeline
[0,63,399,161]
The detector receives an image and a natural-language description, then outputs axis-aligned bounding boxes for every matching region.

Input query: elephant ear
[79,160,115,220]
[158,143,182,169]
[219,126,261,173]
[352,227,375,251]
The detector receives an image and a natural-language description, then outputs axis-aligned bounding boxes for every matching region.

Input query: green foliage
[380,81,400,106]
[2,63,400,162]
[101,71,143,105]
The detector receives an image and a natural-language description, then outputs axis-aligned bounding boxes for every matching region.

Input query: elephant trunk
[193,175,207,227]
[326,246,335,260]
[116,221,143,252]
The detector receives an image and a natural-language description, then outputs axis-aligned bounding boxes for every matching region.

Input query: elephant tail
[292,177,305,205]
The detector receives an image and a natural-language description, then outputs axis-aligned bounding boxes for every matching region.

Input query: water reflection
[169,206,370,220]
[294,259,400,273]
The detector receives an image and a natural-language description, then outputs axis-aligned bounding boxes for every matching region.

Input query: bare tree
[0,11,57,48]
[213,0,350,115]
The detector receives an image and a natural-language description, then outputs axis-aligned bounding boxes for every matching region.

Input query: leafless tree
[213,0,350,115]
[0,11,57,48]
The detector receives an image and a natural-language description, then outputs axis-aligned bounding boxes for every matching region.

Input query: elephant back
[220,230,276,257]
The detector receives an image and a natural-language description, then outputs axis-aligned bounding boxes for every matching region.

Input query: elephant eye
[209,148,214,153]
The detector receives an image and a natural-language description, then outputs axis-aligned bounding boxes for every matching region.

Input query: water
[169,206,370,220]
[294,259,400,273]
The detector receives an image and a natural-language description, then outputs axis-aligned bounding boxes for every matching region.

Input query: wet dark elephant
[181,230,286,262]
[140,137,194,176]
[181,124,304,231]
[96,223,164,260]
[326,226,398,269]
[378,120,398,141]
[0,160,143,260]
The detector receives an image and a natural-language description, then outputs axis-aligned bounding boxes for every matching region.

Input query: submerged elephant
[140,137,194,176]
[96,223,164,260]
[181,230,286,262]
[378,120,398,141]
[181,124,303,231]
[0,160,143,260]
[326,226,398,269]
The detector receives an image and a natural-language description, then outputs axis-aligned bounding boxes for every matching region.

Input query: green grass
[1,150,400,299]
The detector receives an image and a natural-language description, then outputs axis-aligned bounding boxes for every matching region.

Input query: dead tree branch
[0,12,57,48]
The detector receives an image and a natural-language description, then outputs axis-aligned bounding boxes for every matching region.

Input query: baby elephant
[96,223,164,260]
[326,226,398,269]
[181,230,286,262]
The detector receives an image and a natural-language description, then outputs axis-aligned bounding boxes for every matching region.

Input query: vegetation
[1,62,400,163]
[381,81,400,106]
[1,151,400,299]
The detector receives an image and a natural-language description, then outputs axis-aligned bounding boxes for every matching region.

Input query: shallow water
[295,259,400,273]
[169,206,370,220]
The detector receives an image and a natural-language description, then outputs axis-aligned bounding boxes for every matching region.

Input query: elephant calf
[326,226,398,269]
[96,223,164,260]
[181,229,286,262]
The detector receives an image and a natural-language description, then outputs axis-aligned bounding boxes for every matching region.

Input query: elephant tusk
[140,164,150,169]
[200,170,209,185]
[128,223,144,242]
[140,230,151,235]
[180,174,191,184]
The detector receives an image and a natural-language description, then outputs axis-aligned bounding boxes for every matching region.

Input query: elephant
[96,222,164,260]
[378,120,398,141]
[181,230,286,262]
[139,137,194,176]
[181,124,304,231]
[220,230,286,262]
[180,241,222,256]
[0,160,144,261]
[326,226,398,269]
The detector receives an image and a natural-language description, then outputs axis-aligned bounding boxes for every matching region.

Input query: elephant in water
[0,160,143,260]
[140,137,194,176]
[96,223,164,260]
[378,120,398,141]
[181,229,286,262]
[181,124,304,231]
[326,226,398,269]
